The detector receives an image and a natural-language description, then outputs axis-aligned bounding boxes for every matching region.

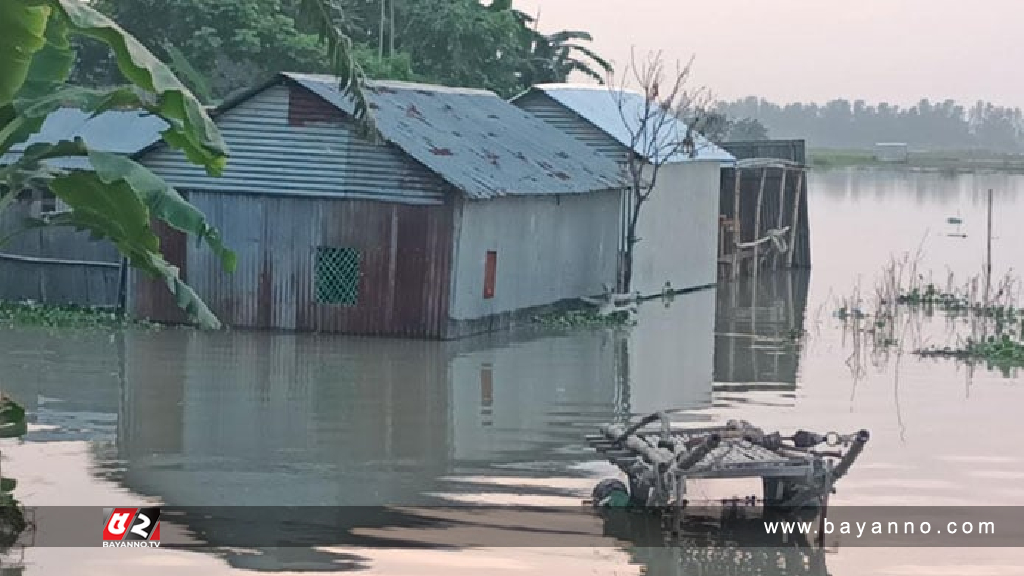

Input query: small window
[315,247,360,305]
[483,251,497,299]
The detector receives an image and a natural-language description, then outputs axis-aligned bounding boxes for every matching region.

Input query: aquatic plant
[918,333,1024,368]
[0,300,161,330]
[833,248,1024,371]
[533,307,636,330]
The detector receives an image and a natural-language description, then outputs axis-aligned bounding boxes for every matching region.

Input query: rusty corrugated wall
[136,192,454,338]
[131,219,191,324]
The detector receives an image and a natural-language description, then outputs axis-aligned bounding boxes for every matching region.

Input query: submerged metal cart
[586,412,869,512]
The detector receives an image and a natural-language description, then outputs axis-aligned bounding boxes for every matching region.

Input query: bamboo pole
[787,170,805,268]
[601,424,674,466]
[752,168,767,277]
[786,267,795,327]
[985,188,993,305]
[389,0,395,57]
[731,167,742,279]
[378,0,386,59]
[116,256,128,316]
[751,268,759,379]
[774,168,788,269]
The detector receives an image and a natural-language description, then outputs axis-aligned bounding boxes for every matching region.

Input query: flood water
[3,167,1024,574]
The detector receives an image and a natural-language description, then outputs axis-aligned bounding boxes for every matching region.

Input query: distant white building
[874,142,909,163]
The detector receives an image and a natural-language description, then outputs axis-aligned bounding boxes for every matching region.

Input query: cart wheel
[592,479,629,507]
[762,478,799,507]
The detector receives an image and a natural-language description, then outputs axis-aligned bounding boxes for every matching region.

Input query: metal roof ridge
[281,72,496,96]
[533,83,646,97]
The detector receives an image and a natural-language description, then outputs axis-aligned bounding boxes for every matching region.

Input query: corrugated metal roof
[1,108,166,170]
[283,73,625,199]
[521,84,735,165]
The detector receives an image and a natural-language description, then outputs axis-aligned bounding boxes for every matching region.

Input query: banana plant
[0,0,372,329]
[0,394,27,550]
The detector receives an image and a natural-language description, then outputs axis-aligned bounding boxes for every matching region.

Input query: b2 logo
[102,507,161,542]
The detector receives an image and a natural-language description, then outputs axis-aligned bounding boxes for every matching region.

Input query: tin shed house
[512,85,735,297]
[0,108,165,307]
[133,73,624,339]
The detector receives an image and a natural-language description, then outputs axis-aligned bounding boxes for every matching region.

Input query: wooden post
[750,271,759,381]
[985,188,993,305]
[378,0,386,59]
[752,168,767,277]
[718,216,726,261]
[389,0,395,57]
[116,256,129,316]
[774,168,788,269]
[786,268,795,327]
[787,170,805,268]
[731,167,743,279]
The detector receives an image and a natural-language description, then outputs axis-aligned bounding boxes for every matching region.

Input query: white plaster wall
[449,190,620,320]
[631,160,722,296]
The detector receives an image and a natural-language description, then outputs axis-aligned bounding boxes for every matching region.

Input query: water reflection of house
[114,290,715,501]
[120,332,453,505]
[622,288,716,416]
[0,329,121,443]
[0,292,716,569]
[0,289,715,509]
[449,289,716,463]
[714,270,811,393]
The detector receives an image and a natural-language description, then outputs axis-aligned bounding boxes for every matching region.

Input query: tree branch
[607,47,710,291]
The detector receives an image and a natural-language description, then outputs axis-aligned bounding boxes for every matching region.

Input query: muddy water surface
[3,167,1024,574]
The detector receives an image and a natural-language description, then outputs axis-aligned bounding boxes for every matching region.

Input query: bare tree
[609,48,714,293]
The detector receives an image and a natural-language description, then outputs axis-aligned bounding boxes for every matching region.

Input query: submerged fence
[719,140,812,278]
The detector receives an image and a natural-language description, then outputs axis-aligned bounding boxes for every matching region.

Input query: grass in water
[0,300,161,329]
[834,252,1024,371]
[533,307,636,329]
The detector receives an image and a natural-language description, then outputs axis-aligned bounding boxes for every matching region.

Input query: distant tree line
[715,97,1024,152]
[72,0,611,102]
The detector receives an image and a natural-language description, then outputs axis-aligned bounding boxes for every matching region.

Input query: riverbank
[809,148,1024,172]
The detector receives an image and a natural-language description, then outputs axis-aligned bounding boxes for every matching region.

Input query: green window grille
[315,247,361,305]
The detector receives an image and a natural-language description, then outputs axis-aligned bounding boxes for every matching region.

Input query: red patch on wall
[483,251,497,299]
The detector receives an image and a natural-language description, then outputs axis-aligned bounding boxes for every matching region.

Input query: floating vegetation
[834,306,867,320]
[0,300,161,330]
[918,334,1024,368]
[896,283,968,308]
[834,250,1024,372]
[533,307,636,329]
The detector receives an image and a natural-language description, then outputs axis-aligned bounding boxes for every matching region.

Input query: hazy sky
[515,0,1019,108]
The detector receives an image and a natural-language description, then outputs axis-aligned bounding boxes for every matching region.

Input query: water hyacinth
[533,308,636,329]
[0,300,161,330]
